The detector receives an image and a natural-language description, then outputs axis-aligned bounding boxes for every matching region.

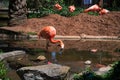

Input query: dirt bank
[1,11,120,36]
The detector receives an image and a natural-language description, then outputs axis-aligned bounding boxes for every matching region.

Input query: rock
[17,63,70,80]
[0,50,26,60]
[84,60,91,65]
[95,66,112,75]
[37,55,46,61]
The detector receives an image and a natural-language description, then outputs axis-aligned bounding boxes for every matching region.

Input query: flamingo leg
[46,39,50,50]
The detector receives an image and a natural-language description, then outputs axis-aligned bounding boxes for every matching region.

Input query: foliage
[108,7,120,11]
[27,32,37,35]
[26,0,120,18]
[114,48,120,53]
[30,48,45,53]
[28,48,45,55]
[87,12,99,16]
[112,0,120,8]
[107,0,120,11]
[0,0,9,8]
[74,70,102,80]
[0,61,10,80]
[73,61,120,80]
[27,0,85,18]
[102,61,120,80]
[0,49,3,54]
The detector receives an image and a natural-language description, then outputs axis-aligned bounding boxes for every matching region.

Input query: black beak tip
[59,48,64,54]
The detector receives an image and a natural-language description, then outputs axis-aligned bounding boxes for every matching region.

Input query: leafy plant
[103,61,120,80]
[0,0,9,8]
[112,0,120,8]
[0,49,3,54]
[0,61,10,80]
[74,71,102,80]
[27,32,37,35]
[27,0,85,18]
[88,12,99,16]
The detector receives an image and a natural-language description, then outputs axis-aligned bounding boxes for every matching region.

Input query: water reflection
[51,51,57,62]
[49,50,63,63]
[3,40,120,73]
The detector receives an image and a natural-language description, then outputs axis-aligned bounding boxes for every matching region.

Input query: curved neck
[49,38,64,48]
[49,38,62,44]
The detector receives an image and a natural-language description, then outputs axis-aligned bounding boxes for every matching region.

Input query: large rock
[17,63,70,80]
[95,66,112,75]
[0,50,26,60]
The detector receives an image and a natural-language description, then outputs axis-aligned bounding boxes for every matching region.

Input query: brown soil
[1,11,120,36]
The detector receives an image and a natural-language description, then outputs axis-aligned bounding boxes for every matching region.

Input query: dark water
[0,17,8,26]
[45,46,120,73]
[1,40,120,80]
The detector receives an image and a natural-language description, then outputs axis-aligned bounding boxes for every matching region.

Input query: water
[1,40,120,80]
[4,40,120,71]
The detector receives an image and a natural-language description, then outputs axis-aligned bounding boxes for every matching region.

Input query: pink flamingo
[54,3,62,10]
[68,5,76,12]
[84,4,101,13]
[99,8,109,15]
[38,26,64,51]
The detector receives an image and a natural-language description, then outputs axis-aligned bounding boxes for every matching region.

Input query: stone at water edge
[17,63,70,80]
[95,66,112,75]
[37,55,46,61]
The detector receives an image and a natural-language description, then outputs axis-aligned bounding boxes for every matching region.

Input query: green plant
[0,0,9,8]
[27,0,85,18]
[88,12,99,16]
[0,61,10,80]
[73,71,102,80]
[29,48,45,53]
[103,61,120,80]
[27,32,37,35]
[112,0,120,8]
[0,49,3,54]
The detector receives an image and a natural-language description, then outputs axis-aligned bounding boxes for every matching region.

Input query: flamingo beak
[59,44,64,54]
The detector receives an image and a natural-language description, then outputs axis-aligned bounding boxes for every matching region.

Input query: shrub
[0,61,10,80]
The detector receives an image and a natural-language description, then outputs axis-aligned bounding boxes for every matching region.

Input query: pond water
[1,39,120,80]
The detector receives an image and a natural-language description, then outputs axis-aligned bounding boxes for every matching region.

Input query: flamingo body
[84,4,101,13]
[39,26,56,39]
[54,3,62,10]
[99,9,109,15]
[38,26,64,50]
[69,5,75,12]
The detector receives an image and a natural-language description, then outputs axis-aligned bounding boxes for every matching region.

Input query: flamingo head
[54,3,62,10]
[58,41,64,54]
[68,5,75,12]
[99,9,109,15]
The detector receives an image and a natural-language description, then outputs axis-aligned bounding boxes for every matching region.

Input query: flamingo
[38,26,64,51]
[68,5,76,12]
[84,4,101,13]
[99,8,109,15]
[54,3,62,10]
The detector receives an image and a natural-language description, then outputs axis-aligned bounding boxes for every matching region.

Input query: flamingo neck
[49,38,64,48]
